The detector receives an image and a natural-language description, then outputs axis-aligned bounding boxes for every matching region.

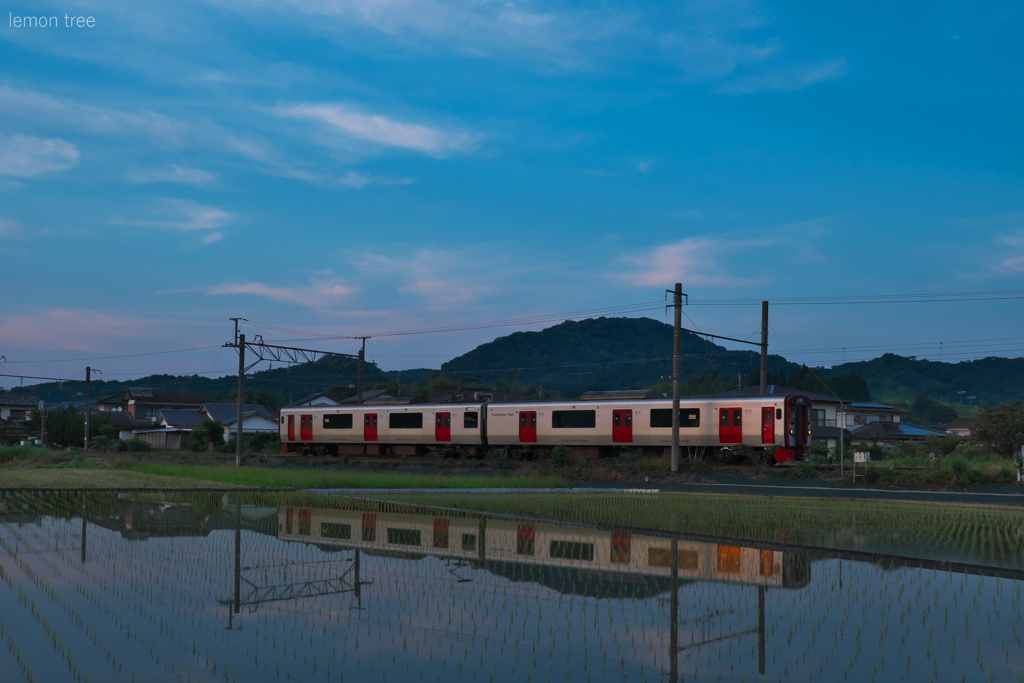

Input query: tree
[907,395,959,427]
[43,407,111,447]
[970,400,1024,457]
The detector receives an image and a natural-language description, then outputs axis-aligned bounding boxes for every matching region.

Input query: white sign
[854,451,870,463]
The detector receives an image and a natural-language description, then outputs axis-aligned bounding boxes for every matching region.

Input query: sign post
[853,450,869,483]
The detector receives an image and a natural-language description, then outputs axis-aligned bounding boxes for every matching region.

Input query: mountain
[440,317,800,398]
[4,355,387,408]
[820,353,1024,406]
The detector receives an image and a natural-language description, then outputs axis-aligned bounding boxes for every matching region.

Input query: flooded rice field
[1,490,1023,682]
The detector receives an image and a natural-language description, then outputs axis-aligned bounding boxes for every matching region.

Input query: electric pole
[355,337,368,405]
[235,334,245,467]
[670,283,685,473]
[760,300,769,396]
[83,366,91,453]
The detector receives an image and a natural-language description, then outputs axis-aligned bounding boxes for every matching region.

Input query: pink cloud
[0,310,158,353]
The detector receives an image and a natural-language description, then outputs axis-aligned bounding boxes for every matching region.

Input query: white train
[276,506,812,590]
[280,393,813,463]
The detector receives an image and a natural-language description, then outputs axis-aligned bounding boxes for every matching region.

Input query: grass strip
[130,463,568,490]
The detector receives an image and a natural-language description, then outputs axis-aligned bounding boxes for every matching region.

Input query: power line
[0,345,222,364]
[688,289,1024,306]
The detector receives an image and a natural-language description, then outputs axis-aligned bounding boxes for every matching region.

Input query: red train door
[435,412,451,442]
[719,408,742,444]
[519,411,537,443]
[363,413,378,441]
[287,415,295,441]
[300,414,313,441]
[612,409,633,443]
[761,407,775,444]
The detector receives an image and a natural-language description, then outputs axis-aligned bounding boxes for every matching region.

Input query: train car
[276,506,811,590]
[486,394,813,462]
[279,403,487,457]
[280,393,813,463]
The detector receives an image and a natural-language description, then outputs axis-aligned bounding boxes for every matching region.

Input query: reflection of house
[940,416,978,437]
[0,395,39,421]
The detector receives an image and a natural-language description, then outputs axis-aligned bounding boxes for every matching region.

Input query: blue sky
[1,0,1022,384]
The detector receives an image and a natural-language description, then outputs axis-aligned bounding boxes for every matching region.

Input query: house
[285,392,341,408]
[108,410,155,440]
[0,395,39,421]
[338,389,395,405]
[123,388,216,420]
[847,421,951,448]
[940,416,978,438]
[201,403,277,442]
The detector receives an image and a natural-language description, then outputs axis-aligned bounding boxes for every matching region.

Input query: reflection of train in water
[279,393,815,463]
[276,506,811,592]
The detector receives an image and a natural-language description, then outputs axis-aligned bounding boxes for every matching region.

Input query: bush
[621,448,643,462]
[125,437,151,452]
[809,442,831,465]
[786,461,818,479]
[551,445,571,467]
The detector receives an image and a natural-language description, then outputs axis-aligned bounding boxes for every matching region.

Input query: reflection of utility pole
[80,492,87,564]
[758,586,765,675]
[669,536,679,683]
[233,498,241,614]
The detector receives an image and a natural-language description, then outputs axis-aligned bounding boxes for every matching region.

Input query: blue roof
[849,402,894,409]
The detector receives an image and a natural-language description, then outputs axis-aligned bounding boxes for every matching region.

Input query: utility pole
[355,337,368,405]
[235,334,245,467]
[760,301,769,396]
[83,366,91,453]
[670,283,684,473]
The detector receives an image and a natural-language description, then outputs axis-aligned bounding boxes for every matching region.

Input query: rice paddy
[0,489,1022,682]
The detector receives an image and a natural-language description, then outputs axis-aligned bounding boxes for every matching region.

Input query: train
[280,392,814,463]
[276,505,812,591]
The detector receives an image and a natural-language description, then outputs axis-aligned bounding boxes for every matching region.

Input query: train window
[321,522,352,540]
[387,528,422,546]
[733,411,742,428]
[280,416,284,424]
[549,541,595,562]
[648,548,699,569]
[650,409,699,428]
[517,523,536,556]
[389,412,423,429]
[717,546,742,573]
[323,414,354,429]
[551,410,596,429]
[776,408,782,420]
[464,411,479,429]
[461,533,477,552]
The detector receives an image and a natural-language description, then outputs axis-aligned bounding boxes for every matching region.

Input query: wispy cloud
[717,58,848,94]
[120,199,235,235]
[126,164,217,186]
[616,237,761,287]
[996,228,1024,272]
[206,276,355,308]
[0,134,80,178]
[274,103,481,156]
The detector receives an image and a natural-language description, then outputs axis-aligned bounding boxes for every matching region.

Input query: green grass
[0,445,63,465]
[130,463,569,490]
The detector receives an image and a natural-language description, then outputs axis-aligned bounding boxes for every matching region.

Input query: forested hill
[440,317,802,399]
[821,354,1024,405]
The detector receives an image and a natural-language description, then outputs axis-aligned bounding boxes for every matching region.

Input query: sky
[1,0,1022,386]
